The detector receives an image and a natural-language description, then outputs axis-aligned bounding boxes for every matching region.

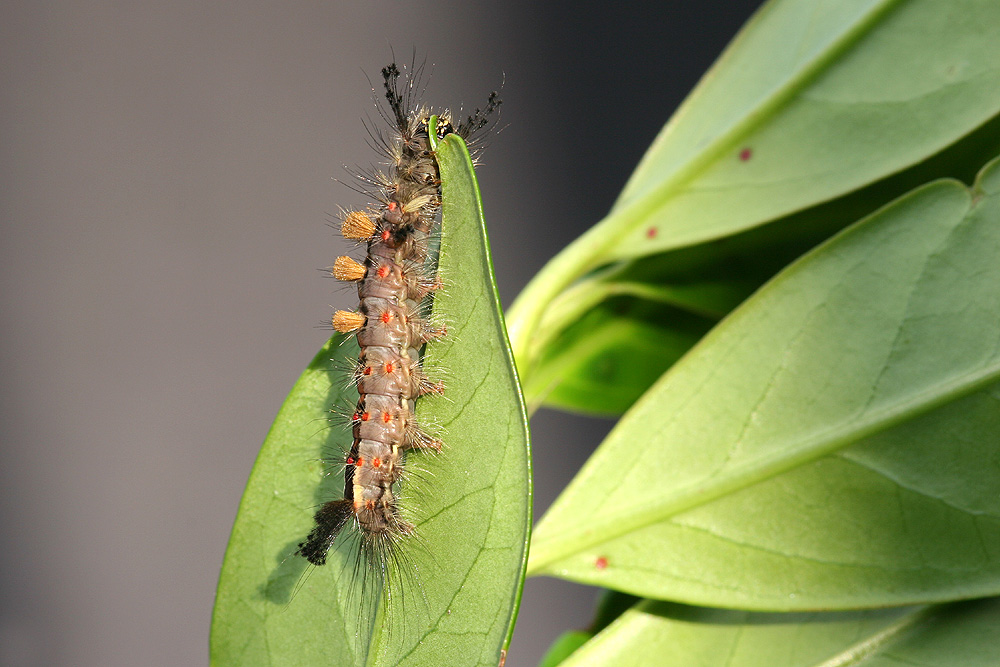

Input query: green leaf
[506,0,1000,368]
[524,299,715,416]
[528,156,1000,609]
[528,112,1000,416]
[559,598,1000,667]
[210,133,531,666]
[608,0,1000,259]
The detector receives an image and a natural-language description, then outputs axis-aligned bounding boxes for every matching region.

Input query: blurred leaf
[525,299,714,416]
[528,157,1000,609]
[210,132,531,666]
[536,591,642,667]
[560,599,1000,667]
[538,631,592,667]
[589,590,641,634]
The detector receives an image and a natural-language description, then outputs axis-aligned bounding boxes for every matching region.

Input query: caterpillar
[294,61,500,599]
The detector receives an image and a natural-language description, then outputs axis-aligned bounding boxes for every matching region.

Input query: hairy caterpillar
[295,61,500,603]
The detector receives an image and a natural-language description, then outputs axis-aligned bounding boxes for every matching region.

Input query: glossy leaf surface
[529,115,1000,415]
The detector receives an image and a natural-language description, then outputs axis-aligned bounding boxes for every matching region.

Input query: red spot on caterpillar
[356,457,364,467]
[384,362,394,373]
[739,147,752,161]
[387,201,398,211]
[351,412,359,421]
[372,457,382,468]
[646,227,657,239]
[363,366,372,376]
[381,312,392,324]
[381,229,391,242]
[595,556,608,570]
[382,412,392,424]
[377,265,390,279]
[360,411,370,421]
[346,456,355,465]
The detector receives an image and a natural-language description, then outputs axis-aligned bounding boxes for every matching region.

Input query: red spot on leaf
[739,147,752,161]
[595,556,608,570]
[646,227,658,239]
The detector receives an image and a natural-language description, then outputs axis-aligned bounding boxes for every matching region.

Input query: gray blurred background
[0,2,761,665]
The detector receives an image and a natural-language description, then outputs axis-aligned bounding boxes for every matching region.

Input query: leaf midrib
[528,360,1000,574]
[809,605,933,667]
